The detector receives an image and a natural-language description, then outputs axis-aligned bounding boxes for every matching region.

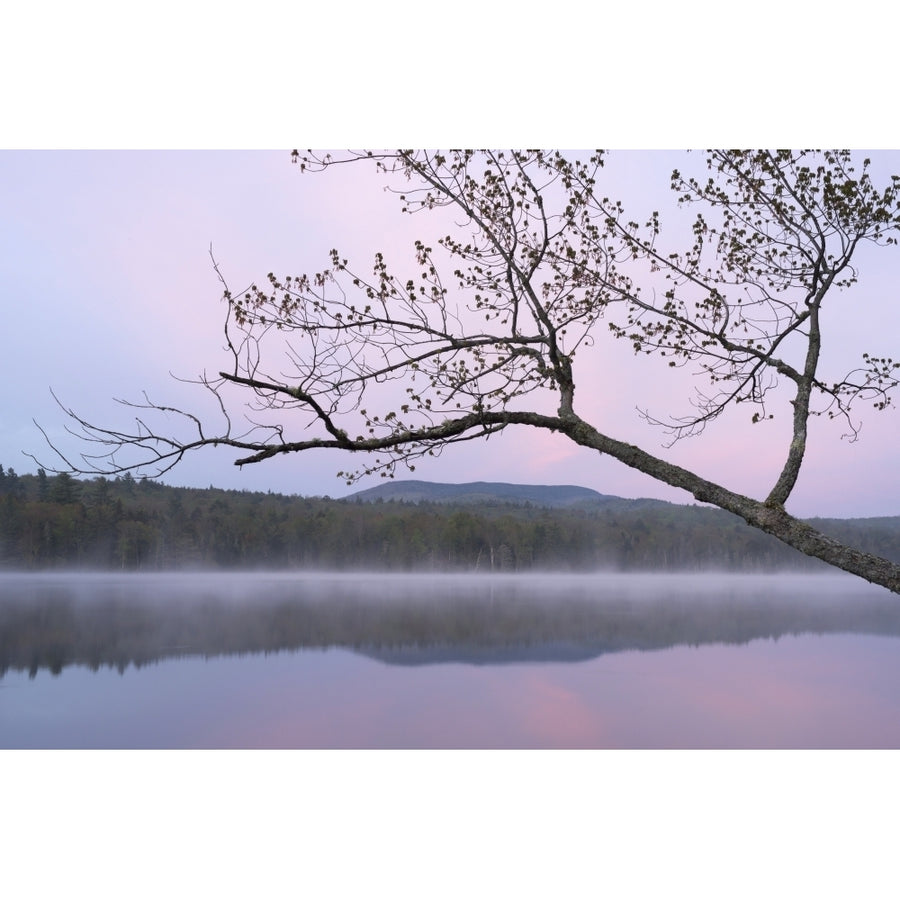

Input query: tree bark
[554,413,900,593]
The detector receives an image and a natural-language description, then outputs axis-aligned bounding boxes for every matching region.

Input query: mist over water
[2,571,899,747]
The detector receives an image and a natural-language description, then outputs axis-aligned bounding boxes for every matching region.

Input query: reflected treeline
[2,573,899,677]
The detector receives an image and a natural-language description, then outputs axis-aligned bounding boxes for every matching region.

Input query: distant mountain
[346,479,673,510]
[3,466,896,572]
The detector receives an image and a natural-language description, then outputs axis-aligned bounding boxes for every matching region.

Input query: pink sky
[3,149,900,517]
[3,16,899,895]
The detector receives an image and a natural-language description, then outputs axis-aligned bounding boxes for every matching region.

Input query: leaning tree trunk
[537,413,900,594]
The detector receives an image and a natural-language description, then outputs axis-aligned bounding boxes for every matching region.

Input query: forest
[1,464,898,572]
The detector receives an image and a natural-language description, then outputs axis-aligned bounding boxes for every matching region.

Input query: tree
[36,467,49,501]
[49,471,81,505]
[35,150,900,592]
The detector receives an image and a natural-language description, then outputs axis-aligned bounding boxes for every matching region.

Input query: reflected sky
[2,572,899,748]
[3,634,900,748]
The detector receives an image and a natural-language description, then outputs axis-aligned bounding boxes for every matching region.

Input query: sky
[4,6,900,893]
[2,3,899,521]
[3,148,900,518]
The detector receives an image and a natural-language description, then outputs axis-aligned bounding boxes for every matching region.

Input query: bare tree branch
[33,150,900,592]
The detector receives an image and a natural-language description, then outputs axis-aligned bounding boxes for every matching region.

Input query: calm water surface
[2,571,899,748]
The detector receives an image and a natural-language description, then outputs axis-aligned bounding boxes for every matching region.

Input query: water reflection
[1,571,897,677]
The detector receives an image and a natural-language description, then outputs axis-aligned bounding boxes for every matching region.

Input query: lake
[2,571,900,748]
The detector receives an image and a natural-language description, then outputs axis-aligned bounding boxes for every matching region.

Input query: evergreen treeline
[1,464,898,571]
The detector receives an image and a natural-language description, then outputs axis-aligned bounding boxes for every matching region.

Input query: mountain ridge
[346,479,675,510]
[2,468,897,571]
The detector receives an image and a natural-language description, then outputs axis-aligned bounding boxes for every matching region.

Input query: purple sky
[3,149,900,518]
[4,10,899,888]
